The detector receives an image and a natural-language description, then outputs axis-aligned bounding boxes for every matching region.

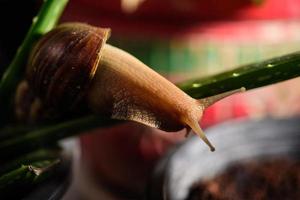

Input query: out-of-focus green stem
[0,115,117,160]
[178,52,300,99]
[0,124,37,140]
[0,147,60,174]
[0,159,60,196]
[0,0,69,123]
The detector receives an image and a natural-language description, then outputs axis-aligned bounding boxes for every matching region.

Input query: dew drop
[232,73,240,77]
[32,17,38,23]
[192,83,202,88]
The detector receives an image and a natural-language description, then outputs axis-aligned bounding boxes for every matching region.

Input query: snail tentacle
[200,87,246,109]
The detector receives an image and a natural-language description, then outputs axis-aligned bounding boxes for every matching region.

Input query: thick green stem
[0,115,117,160]
[0,0,69,124]
[0,124,37,140]
[178,51,300,99]
[0,159,60,197]
[0,147,60,174]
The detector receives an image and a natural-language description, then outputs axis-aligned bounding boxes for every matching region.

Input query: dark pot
[147,117,300,200]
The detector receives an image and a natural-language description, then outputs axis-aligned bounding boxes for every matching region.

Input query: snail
[16,23,245,151]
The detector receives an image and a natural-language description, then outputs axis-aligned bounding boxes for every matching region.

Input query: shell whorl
[26,23,110,114]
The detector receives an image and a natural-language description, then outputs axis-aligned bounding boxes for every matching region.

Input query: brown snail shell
[26,23,110,113]
[24,23,245,151]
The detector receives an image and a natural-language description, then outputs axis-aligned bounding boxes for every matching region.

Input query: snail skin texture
[23,23,245,151]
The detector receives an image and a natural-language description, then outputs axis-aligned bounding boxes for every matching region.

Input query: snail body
[20,23,245,151]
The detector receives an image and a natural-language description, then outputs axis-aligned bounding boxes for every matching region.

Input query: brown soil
[187,158,300,200]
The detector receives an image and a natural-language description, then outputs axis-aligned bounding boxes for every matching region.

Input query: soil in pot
[186,158,300,200]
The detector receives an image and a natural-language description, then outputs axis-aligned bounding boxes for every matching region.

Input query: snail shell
[24,23,245,151]
[26,23,110,114]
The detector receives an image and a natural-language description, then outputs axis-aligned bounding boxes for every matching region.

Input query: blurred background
[1,0,300,199]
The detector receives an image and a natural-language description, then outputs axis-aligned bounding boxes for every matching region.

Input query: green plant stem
[0,159,60,196]
[0,115,117,160]
[0,147,60,174]
[0,0,69,124]
[179,51,300,99]
[0,124,37,140]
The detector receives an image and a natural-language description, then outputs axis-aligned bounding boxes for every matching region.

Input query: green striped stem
[179,51,300,98]
[0,159,60,196]
[0,115,117,160]
[0,147,60,174]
